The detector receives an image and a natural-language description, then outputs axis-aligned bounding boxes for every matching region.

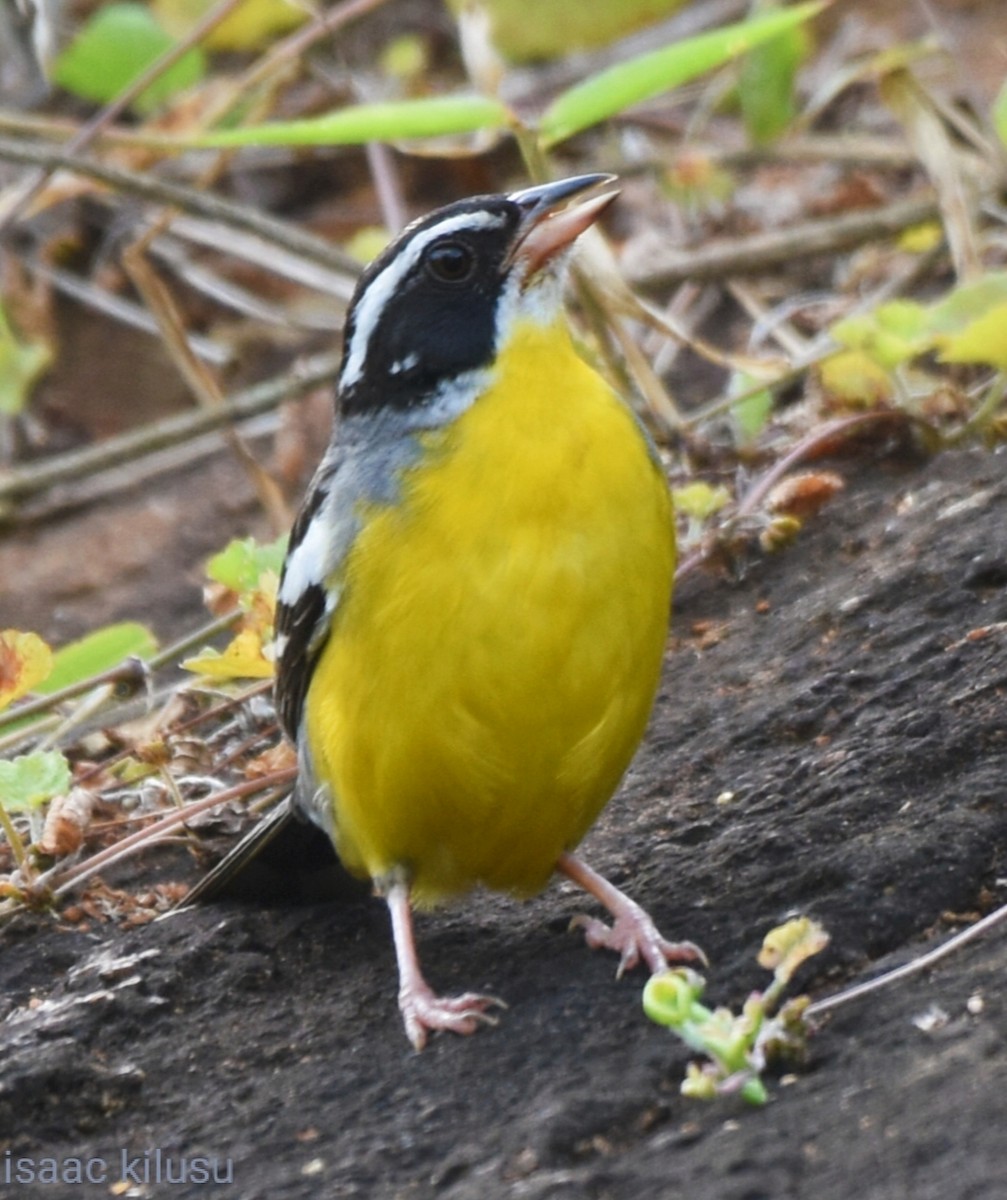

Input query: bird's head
[336,174,617,418]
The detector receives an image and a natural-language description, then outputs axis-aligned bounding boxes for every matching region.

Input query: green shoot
[644,917,829,1105]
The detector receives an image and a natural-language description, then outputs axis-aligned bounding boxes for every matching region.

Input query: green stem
[947,371,1007,446]
[0,612,239,739]
[512,122,551,184]
[0,802,32,877]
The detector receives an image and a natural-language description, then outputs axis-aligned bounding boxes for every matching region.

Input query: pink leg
[386,881,505,1050]
[557,852,706,977]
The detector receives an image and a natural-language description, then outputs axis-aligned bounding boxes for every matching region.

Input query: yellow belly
[305,319,675,905]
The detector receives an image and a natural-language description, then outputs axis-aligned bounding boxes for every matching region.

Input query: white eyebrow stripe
[338,209,507,391]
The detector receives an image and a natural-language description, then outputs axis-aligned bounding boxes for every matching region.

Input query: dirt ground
[1,436,1005,1199]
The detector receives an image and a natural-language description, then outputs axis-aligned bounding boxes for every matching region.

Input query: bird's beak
[506,174,619,283]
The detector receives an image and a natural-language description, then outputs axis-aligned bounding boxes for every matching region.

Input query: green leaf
[0,305,51,417]
[934,302,1007,370]
[52,3,205,115]
[379,33,429,82]
[738,3,810,144]
[994,78,1007,149]
[925,271,1007,333]
[539,1,825,146]
[190,94,509,149]
[839,274,1007,372]
[207,536,288,595]
[0,750,71,811]
[831,300,929,369]
[345,226,392,265]
[829,276,1007,379]
[729,371,774,444]
[732,390,773,442]
[39,623,159,695]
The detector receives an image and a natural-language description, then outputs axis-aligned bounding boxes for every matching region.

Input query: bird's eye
[425,241,475,283]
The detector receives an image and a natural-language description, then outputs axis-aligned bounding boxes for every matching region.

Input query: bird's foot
[385,875,506,1049]
[399,982,506,1051]
[557,852,707,977]
[570,907,705,978]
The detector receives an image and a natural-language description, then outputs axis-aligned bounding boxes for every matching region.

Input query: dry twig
[0,349,342,510]
[624,195,943,290]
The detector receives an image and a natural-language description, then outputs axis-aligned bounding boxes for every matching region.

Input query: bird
[192,174,702,1048]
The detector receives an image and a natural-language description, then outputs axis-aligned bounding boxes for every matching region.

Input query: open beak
[506,174,619,283]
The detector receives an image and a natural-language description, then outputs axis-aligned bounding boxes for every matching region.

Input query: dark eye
[425,241,475,283]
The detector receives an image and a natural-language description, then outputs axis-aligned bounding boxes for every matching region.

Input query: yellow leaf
[379,34,429,83]
[154,0,307,52]
[934,302,1007,370]
[672,482,731,520]
[444,0,686,62]
[0,630,54,710]
[819,350,894,407]
[897,221,943,254]
[345,226,391,265]
[182,629,275,680]
[757,916,829,982]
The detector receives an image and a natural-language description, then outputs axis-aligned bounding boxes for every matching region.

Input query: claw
[569,911,706,978]
[385,878,507,1049]
[558,852,707,976]
[399,983,506,1051]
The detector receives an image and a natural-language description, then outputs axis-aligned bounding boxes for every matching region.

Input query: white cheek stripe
[339,210,506,391]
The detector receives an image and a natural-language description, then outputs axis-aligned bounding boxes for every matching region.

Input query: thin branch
[0,135,361,278]
[167,214,355,301]
[147,236,339,329]
[366,140,408,233]
[230,0,393,100]
[22,253,232,365]
[0,660,150,737]
[47,773,296,899]
[707,132,919,169]
[624,195,943,291]
[10,412,281,525]
[70,678,275,792]
[0,349,342,509]
[808,902,1007,1016]
[120,241,291,533]
[0,0,248,233]
[948,370,1007,444]
[0,615,242,758]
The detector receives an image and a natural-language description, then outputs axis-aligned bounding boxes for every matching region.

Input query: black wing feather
[274,471,338,741]
[274,581,328,742]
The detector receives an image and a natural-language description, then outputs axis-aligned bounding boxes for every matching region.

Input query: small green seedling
[644,916,829,1105]
[0,749,73,879]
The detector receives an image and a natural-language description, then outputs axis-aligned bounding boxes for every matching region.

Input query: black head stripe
[338,197,523,417]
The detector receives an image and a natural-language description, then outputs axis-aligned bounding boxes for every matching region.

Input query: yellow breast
[305,318,675,905]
